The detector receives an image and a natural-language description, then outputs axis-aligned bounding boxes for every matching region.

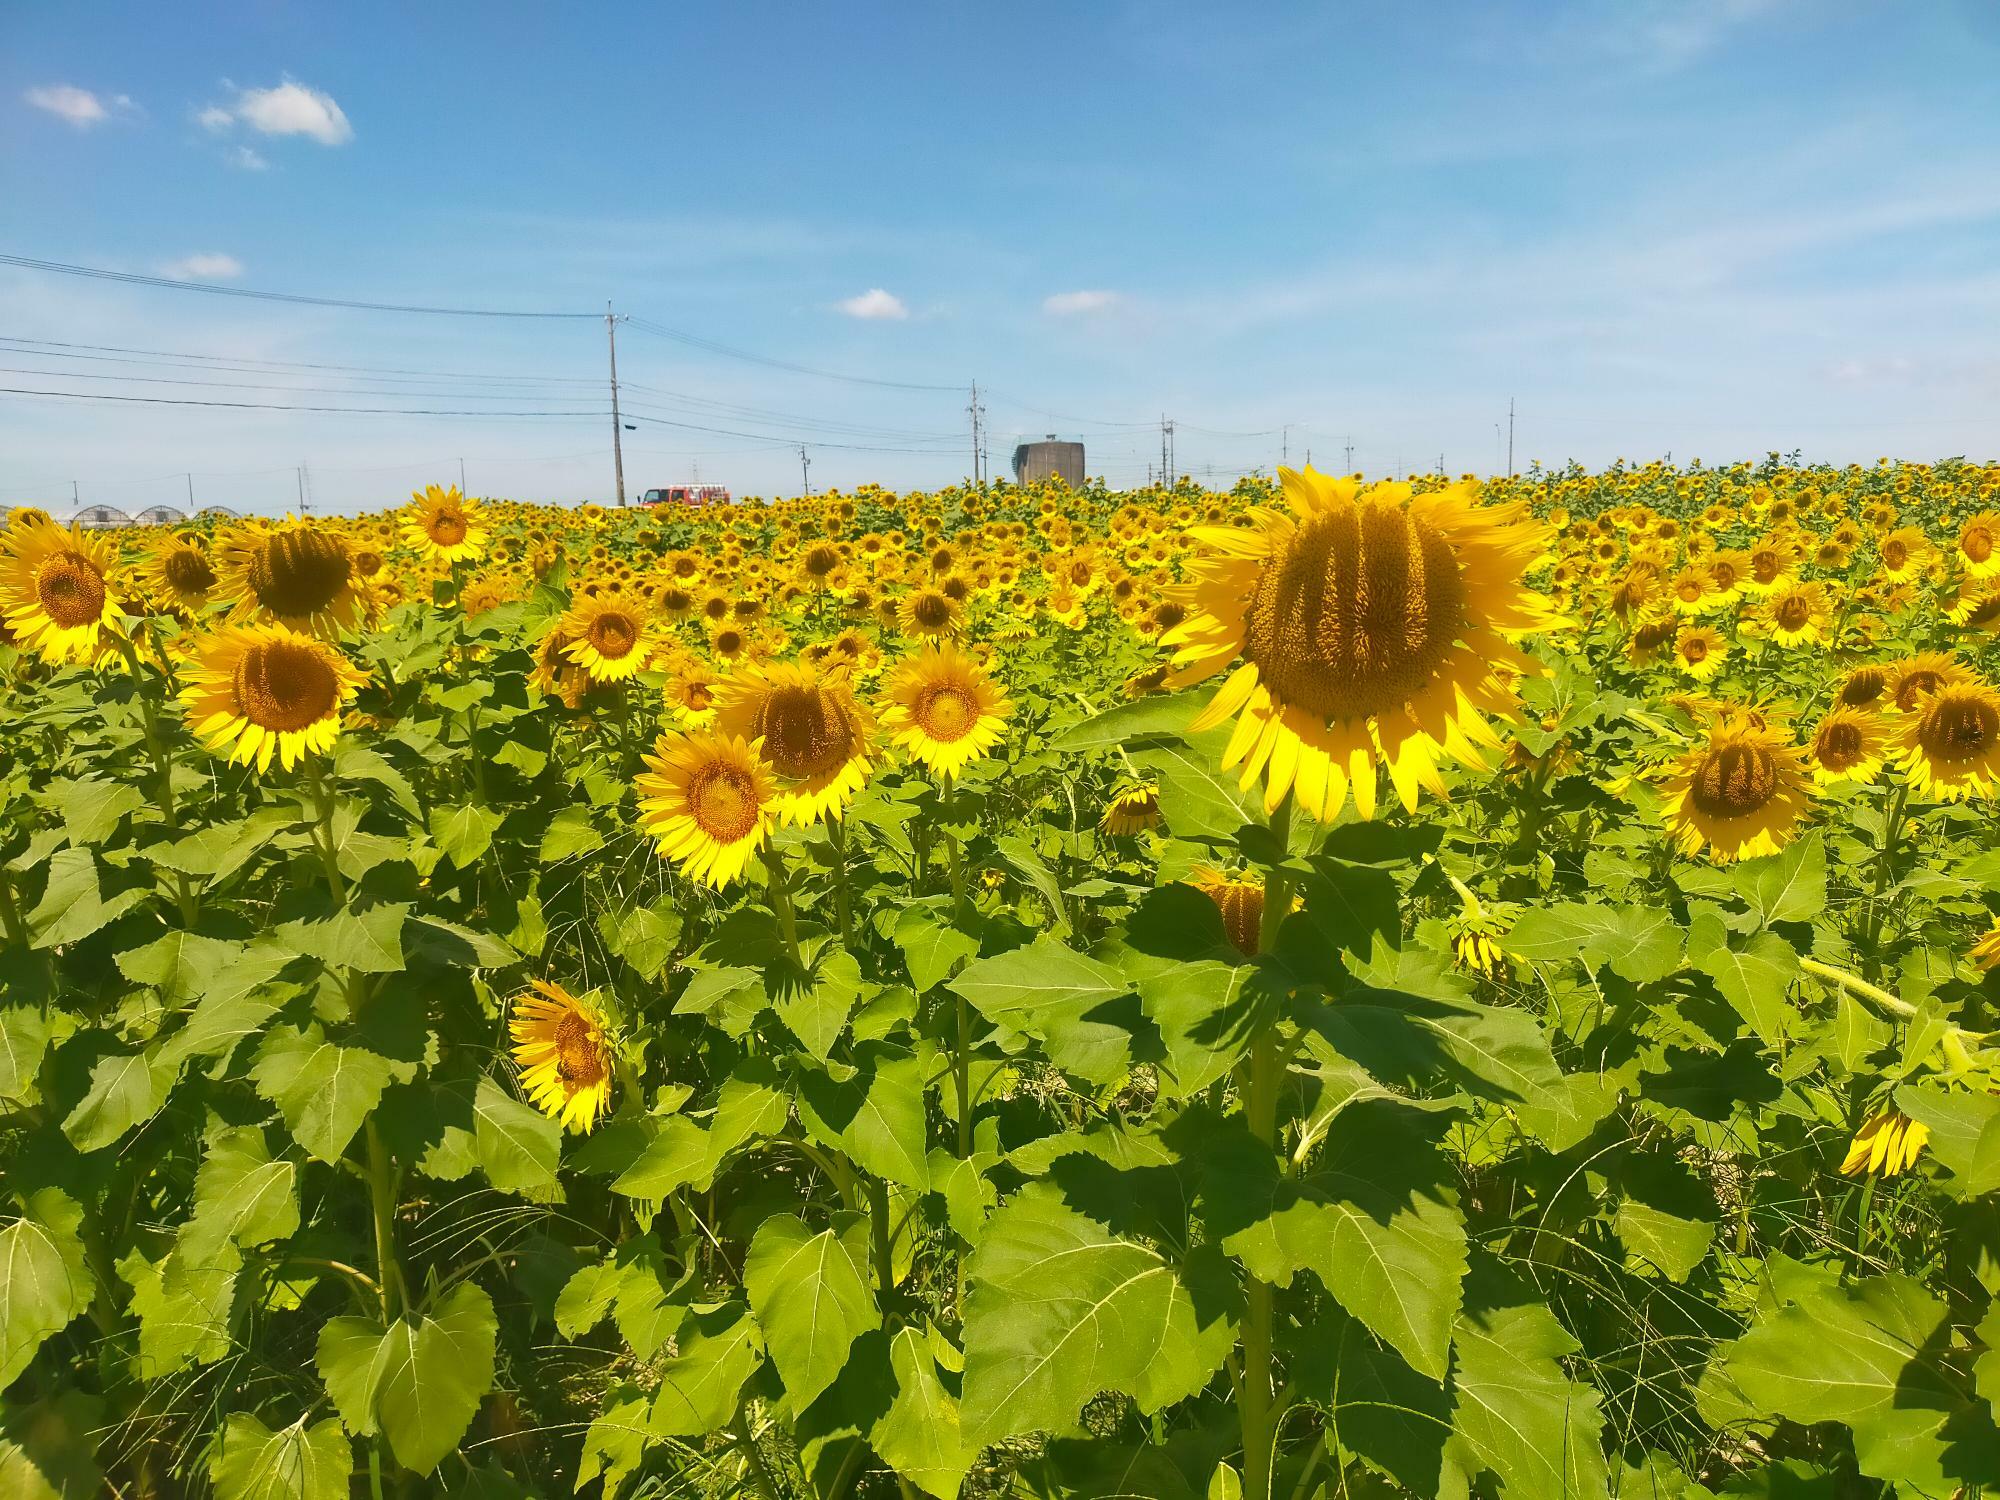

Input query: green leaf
[471,1076,562,1197]
[125,1244,238,1378]
[775,946,863,1062]
[44,776,142,847]
[574,1393,653,1497]
[553,1260,624,1339]
[29,848,148,948]
[181,1127,300,1262]
[994,834,1074,938]
[0,1005,64,1102]
[650,1302,765,1436]
[1726,1274,1953,1427]
[0,1189,91,1389]
[1614,1200,1715,1282]
[62,1049,177,1152]
[1505,901,1684,982]
[1897,1082,2000,1194]
[1733,832,1827,926]
[612,1116,714,1198]
[209,1414,351,1500]
[116,931,255,1005]
[1689,913,1799,1048]
[871,1326,969,1499]
[1131,731,1257,843]
[403,915,519,970]
[798,1047,932,1191]
[538,806,604,863]
[275,903,409,974]
[315,1283,497,1475]
[428,802,504,869]
[949,936,1134,1086]
[744,1212,879,1411]
[599,901,680,980]
[961,1183,1236,1451]
[1049,691,1201,751]
[251,1025,397,1164]
[1443,1301,1610,1498]
[894,904,981,994]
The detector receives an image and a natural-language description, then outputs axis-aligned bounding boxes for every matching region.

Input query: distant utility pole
[186,474,194,511]
[1344,437,1355,473]
[799,445,812,497]
[1281,425,1290,466]
[458,457,467,494]
[71,480,78,507]
[1160,417,1176,488]
[607,302,627,507]
[967,382,986,486]
[1507,397,1515,478]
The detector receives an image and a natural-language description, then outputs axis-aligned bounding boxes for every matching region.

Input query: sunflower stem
[1798,956,1920,1023]
[762,848,801,970]
[827,816,854,949]
[867,1175,896,1309]
[731,1406,784,1500]
[118,632,199,926]
[365,1118,405,1322]
[1239,797,1293,1500]
[308,760,347,905]
[1861,780,1909,974]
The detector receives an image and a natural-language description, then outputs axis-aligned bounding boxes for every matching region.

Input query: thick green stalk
[868,1175,896,1310]
[945,828,973,1156]
[309,761,347,904]
[1861,781,1909,975]
[731,1408,784,1500]
[828,816,854,947]
[365,1119,405,1321]
[763,847,802,969]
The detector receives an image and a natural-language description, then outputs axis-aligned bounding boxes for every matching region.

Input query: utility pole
[1159,417,1176,488]
[967,382,986,486]
[607,302,627,507]
[799,445,812,498]
[71,480,78,508]
[1506,397,1515,479]
[1344,437,1355,474]
[296,464,309,516]
[186,474,194,512]
[1281,425,1289,467]
[458,457,467,494]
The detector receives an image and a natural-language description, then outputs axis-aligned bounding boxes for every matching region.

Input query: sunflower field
[8,457,2000,1500]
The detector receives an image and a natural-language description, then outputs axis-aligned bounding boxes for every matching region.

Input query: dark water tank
[1011,435,1085,488]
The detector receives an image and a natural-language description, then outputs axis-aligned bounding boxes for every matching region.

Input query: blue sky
[4,0,1999,513]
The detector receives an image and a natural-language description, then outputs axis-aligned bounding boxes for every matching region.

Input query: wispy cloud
[162,253,245,281]
[1042,289,1124,317]
[199,78,353,146]
[225,145,270,172]
[24,84,137,127]
[836,288,909,320]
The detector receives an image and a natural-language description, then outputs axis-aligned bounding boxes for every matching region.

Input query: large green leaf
[871,1326,969,1500]
[961,1183,1236,1451]
[471,1076,561,1196]
[1443,1300,1610,1498]
[893,904,981,994]
[125,1244,238,1379]
[428,802,504,869]
[209,1414,351,1500]
[0,1189,91,1388]
[650,1302,765,1436]
[743,1212,879,1411]
[798,1046,932,1191]
[949,936,1134,1086]
[61,1048,176,1152]
[315,1282,497,1475]
[1505,900,1684,982]
[29,848,148,948]
[1732,832,1827,927]
[251,1025,397,1164]
[274,903,409,975]
[181,1127,300,1262]
[1689,912,1798,1047]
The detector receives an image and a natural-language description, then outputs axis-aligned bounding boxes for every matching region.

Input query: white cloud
[836,288,909,320]
[25,84,109,127]
[1043,289,1124,317]
[163,253,245,281]
[225,145,270,171]
[200,78,353,145]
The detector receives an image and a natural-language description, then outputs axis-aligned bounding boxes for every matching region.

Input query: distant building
[1012,435,1085,488]
[69,505,133,529]
[135,505,187,525]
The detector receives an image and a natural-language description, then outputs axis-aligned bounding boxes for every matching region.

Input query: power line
[620,314,962,393]
[0,386,604,418]
[0,254,599,319]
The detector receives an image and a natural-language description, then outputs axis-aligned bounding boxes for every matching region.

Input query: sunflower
[1836,665,1887,710]
[1658,709,1813,862]
[1877,525,1933,582]
[713,660,875,826]
[215,521,362,637]
[1839,1110,1930,1178]
[141,533,219,616]
[1945,579,2000,632]
[1806,705,1890,785]
[561,591,657,682]
[1886,651,1973,713]
[402,484,488,564]
[665,660,722,726]
[1896,680,2000,801]
[1100,783,1163,835]
[1757,581,1831,647]
[878,643,1012,780]
[0,519,123,663]
[1188,865,1277,956]
[1673,624,1728,680]
[898,586,964,641]
[1956,511,2000,578]
[634,730,777,888]
[509,980,613,1133]
[1161,469,1558,821]
[1971,920,2000,974]
[178,623,369,772]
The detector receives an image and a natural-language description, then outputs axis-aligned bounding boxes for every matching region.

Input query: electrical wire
[620,315,963,393]
[0,386,604,418]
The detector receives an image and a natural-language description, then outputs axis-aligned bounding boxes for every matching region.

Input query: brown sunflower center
[1839,667,1885,706]
[1689,741,1780,819]
[1241,504,1466,722]
[1919,691,1999,766]
[35,550,108,628]
[1710,560,1739,590]
[1965,526,1994,564]
[553,1008,606,1088]
[713,628,744,656]
[911,591,954,630]
[1750,549,1782,583]
[427,509,469,546]
[1895,669,1947,712]
[587,609,641,659]
[1883,539,1908,569]
[1815,718,1864,771]
[246,530,353,618]
[1971,596,2000,628]
[162,546,217,595]
[660,586,694,614]
[1204,879,1265,957]
[1151,601,1186,631]
[688,761,760,843]
[803,544,840,578]
[1633,619,1677,650]
[914,683,975,743]
[672,556,700,579]
[752,682,858,780]
[232,639,341,732]
[1681,635,1709,662]
[1776,595,1811,630]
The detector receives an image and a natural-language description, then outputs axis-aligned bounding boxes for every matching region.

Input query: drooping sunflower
[140,533,220,617]
[0,519,123,663]
[1100,783,1163,835]
[1886,651,1973,713]
[178,622,369,772]
[561,591,658,682]
[878,643,1012,780]
[1658,709,1813,862]
[634,730,777,888]
[713,660,875,826]
[1806,705,1890,786]
[402,484,489,564]
[508,980,613,1133]
[1187,865,1282,956]
[1161,469,1559,821]
[1896,680,2000,801]
[1839,1110,1930,1178]
[215,521,362,637]
[898,585,964,641]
